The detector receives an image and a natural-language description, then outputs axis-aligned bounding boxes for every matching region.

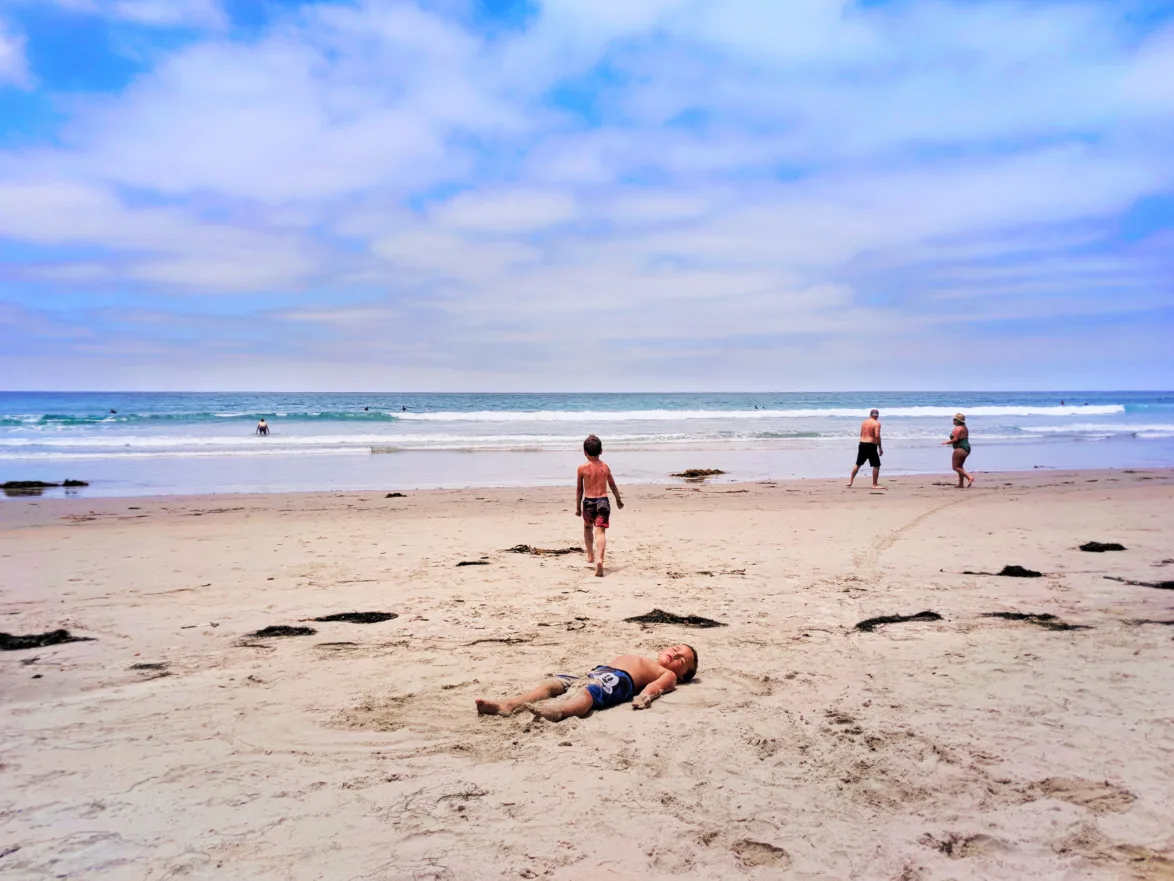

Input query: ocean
[2,391,1172,498]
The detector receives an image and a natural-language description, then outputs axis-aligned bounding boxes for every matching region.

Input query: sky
[0,0,1171,392]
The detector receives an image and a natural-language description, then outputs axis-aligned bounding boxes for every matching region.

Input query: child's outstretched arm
[607,467,624,508]
[632,671,676,710]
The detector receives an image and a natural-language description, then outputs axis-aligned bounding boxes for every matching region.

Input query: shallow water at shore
[5,433,1173,498]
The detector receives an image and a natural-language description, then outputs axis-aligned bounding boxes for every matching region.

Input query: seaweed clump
[1,480,88,488]
[998,565,1042,578]
[312,612,397,624]
[1080,542,1126,552]
[962,565,1043,578]
[251,625,316,638]
[671,469,726,479]
[1,630,95,651]
[625,609,726,628]
[981,612,1089,631]
[505,545,582,556]
[855,611,942,632]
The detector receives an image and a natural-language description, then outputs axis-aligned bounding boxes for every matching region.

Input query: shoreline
[3,450,1173,502]
[3,465,1172,879]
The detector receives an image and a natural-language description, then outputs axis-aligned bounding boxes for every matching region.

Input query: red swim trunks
[581,496,611,528]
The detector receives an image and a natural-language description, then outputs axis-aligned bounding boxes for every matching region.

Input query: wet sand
[2,469,1173,879]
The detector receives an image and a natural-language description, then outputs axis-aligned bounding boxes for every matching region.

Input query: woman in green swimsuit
[942,412,974,488]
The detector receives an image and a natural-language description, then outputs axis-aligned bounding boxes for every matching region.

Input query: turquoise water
[2,391,1171,497]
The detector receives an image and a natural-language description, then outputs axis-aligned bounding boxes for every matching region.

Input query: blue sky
[0,0,1171,391]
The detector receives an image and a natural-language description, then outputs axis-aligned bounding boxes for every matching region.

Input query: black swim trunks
[856,442,880,468]
[582,496,610,528]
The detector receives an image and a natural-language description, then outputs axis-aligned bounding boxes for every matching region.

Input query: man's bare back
[859,416,881,443]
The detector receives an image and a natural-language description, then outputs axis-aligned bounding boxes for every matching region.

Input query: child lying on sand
[476,644,697,721]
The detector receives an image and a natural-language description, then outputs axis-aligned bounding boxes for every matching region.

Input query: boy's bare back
[577,458,613,498]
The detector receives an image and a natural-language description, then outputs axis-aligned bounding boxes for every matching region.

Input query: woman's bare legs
[476,679,566,716]
[952,449,974,488]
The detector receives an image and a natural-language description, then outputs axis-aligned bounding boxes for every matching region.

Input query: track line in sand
[851,495,974,571]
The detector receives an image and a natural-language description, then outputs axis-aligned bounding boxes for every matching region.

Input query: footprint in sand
[1053,824,1174,880]
[1031,777,1137,813]
[731,839,792,868]
[920,832,1011,860]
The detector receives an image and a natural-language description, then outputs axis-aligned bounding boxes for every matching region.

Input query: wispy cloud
[0,15,30,87]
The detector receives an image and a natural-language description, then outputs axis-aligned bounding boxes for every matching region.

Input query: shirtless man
[847,408,883,488]
[256,418,269,436]
[475,644,697,720]
[575,434,623,577]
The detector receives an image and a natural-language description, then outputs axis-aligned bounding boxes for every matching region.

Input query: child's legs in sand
[526,685,595,721]
[476,678,565,716]
[583,522,595,562]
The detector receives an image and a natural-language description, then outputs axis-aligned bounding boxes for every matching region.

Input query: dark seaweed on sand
[251,625,317,638]
[505,544,582,555]
[670,469,726,479]
[1080,542,1126,552]
[1,479,89,489]
[998,565,1042,578]
[981,612,1090,631]
[855,611,942,632]
[962,565,1042,578]
[312,612,397,624]
[1104,576,1174,591]
[1,630,95,651]
[624,609,727,628]
[456,560,489,567]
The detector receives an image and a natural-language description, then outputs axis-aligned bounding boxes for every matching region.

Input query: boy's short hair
[583,434,603,457]
[682,644,698,682]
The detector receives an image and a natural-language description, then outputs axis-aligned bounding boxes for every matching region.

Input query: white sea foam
[1028,423,1174,434]
[398,405,1126,422]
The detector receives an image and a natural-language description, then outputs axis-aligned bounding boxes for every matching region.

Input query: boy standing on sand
[576,434,623,577]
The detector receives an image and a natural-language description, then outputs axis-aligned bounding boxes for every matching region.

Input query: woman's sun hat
[954,412,966,423]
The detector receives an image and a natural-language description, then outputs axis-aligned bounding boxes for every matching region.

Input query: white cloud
[430,188,578,232]
[0,16,30,87]
[0,180,322,291]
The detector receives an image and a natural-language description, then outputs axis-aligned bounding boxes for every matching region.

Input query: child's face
[658,645,694,679]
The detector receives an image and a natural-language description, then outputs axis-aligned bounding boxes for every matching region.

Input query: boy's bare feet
[872,485,886,490]
[523,701,564,722]
[595,563,604,577]
[475,698,518,716]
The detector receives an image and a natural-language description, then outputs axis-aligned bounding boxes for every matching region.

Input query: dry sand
[2,468,1173,880]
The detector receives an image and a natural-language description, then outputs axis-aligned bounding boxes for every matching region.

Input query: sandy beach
[2,469,1173,880]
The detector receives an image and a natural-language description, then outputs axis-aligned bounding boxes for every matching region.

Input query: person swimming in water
[942,413,973,487]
